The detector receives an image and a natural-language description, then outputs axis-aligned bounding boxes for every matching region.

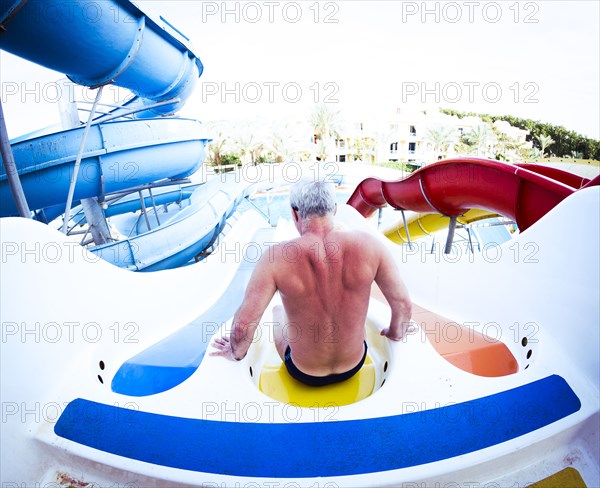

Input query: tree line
[440,109,600,161]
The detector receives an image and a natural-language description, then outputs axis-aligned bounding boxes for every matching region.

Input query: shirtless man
[210,179,412,386]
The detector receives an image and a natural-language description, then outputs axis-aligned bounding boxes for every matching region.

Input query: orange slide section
[371,285,518,377]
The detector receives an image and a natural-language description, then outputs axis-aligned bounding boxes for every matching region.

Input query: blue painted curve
[56,375,580,478]
[110,236,262,393]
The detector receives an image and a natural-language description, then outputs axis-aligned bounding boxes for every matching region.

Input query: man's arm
[373,240,412,341]
[210,249,278,360]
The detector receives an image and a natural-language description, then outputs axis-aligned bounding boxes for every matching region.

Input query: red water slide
[515,163,591,189]
[347,158,581,231]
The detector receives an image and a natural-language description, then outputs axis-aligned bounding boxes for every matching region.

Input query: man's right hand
[380,322,414,341]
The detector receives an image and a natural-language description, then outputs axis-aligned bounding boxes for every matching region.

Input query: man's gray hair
[289,179,337,219]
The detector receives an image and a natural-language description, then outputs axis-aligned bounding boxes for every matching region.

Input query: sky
[1,0,599,140]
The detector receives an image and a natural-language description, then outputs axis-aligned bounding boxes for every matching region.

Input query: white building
[327,106,531,166]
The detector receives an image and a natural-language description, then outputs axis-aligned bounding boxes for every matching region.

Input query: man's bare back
[211,180,412,385]
[271,226,406,376]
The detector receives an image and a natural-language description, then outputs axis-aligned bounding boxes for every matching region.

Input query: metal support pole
[444,216,458,254]
[0,100,31,217]
[61,85,104,234]
[466,226,474,254]
[138,191,152,231]
[148,188,161,226]
[57,79,112,244]
[80,197,111,244]
[400,209,412,249]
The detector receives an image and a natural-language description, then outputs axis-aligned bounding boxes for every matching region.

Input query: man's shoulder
[332,228,380,246]
[266,230,382,255]
[274,236,304,249]
[265,238,305,259]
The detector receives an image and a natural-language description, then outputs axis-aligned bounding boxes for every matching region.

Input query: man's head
[289,179,337,220]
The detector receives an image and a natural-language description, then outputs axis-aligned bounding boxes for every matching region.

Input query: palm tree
[310,105,341,161]
[536,134,555,158]
[463,124,496,157]
[249,142,266,165]
[233,127,260,166]
[268,132,291,163]
[206,128,229,166]
[423,125,456,161]
[492,126,527,162]
[351,136,376,162]
[268,123,310,163]
[310,105,341,140]
[314,140,329,162]
[525,147,542,160]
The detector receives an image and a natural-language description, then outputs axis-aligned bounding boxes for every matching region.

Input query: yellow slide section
[383,209,497,244]
[259,356,376,407]
[528,467,587,487]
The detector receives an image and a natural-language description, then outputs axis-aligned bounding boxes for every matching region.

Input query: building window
[408,142,416,154]
[336,138,345,149]
[409,125,416,136]
[390,142,398,154]
[339,155,346,162]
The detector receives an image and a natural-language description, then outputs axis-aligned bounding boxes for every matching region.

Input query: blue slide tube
[0,118,208,216]
[0,0,203,116]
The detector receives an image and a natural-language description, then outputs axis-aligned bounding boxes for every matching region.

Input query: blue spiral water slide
[0,0,208,217]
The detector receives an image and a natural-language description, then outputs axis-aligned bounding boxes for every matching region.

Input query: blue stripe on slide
[55,375,580,478]
[110,244,257,397]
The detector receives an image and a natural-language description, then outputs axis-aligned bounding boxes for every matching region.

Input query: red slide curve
[347,158,581,231]
[515,163,590,189]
